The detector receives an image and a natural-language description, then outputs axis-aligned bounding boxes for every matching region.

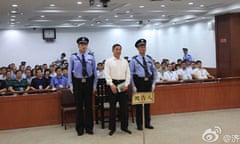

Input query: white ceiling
[1,0,240,29]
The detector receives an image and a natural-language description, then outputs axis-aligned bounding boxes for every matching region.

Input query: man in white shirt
[192,60,215,80]
[104,44,131,136]
[178,61,192,80]
[163,64,179,81]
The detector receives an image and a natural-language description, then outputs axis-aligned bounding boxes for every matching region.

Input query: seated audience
[0,80,7,96]
[54,53,67,67]
[159,61,167,77]
[5,71,12,87]
[8,70,30,93]
[177,61,192,80]
[191,60,215,80]
[163,64,179,81]
[155,62,163,82]
[50,67,69,89]
[62,67,68,79]
[0,67,7,80]
[97,62,105,79]
[42,64,48,73]
[49,64,56,77]
[177,59,182,65]
[44,69,52,85]
[31,69,50,90]
[25,69,33,85]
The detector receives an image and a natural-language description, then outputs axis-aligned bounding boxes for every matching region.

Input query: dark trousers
[133,76,152,128]
[72,76,94,132]
[109,80,129,131]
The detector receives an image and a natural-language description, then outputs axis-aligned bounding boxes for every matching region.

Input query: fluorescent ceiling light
[82,10,109,13]
[188,2,194,5]
[77,1,83,5]
[49,4,55,7]
[12,4,18,7]
[119,19,137,21]
[68,19,87,22]
[161,5,165,7]
[11,10,17,14]
[139,5,144,8]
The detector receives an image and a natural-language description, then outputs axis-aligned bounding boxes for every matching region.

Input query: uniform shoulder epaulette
[132,55,138,59]
[88,52,94,56]
[146,55,153,60]
[72,52,77,56]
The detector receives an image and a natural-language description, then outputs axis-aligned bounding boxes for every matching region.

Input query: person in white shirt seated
[0,67,7,80]
[191,60,215,80]
[177,61,192,80]
[163,64,179,81]
[97,62,105,79]
[154,62,163,82]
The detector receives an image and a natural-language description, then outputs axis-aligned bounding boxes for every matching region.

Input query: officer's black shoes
[137,127,143,131]
[76,128,84,136]
[86,130,94,135]
[77,130,84,136]
[145,125,154,129]
[109,130,115,136]
[121,129,132,134]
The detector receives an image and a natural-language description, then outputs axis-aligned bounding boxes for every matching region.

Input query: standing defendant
[104,44,131,136]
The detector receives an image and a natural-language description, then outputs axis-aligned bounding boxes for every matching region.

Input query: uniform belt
[112,79,125,85]
[73,75,93,80]
[133,75,152,79]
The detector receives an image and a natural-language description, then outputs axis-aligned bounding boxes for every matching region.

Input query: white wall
[0,19,216,67]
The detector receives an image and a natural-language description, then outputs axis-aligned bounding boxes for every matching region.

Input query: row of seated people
[0,67,70,96]
[154,59,215,82]
[96,59,215,83]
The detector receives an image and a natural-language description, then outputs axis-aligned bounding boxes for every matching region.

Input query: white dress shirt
[163,71,179,81]
[177,68,192,80]
[104,57,130,87]
[192,68,209,79]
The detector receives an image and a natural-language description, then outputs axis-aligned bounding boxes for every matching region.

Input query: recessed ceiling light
[161,14,166,17]
[10,22,15,25]
[200,5,205,7]
[114,15,118,18]
[188,2,194,5]
[78,15,82,18]
[161,5,165,7]
[96,21,101,24]
[77,1,83,5]
[96,4,102,7]
[40,15,45,18]
[49,4,55,7]
[10,19,16,21]
[125,10,130,13]
[139,5,144,8]
[12,4,18,7]
[129,15,134,18]
[11,15,16,18]
[105,18,109,21]
[11,10,17,14]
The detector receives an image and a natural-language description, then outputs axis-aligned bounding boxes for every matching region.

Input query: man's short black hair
[196,60,202,64]
[55,67,62,72]
[112,44,122,50]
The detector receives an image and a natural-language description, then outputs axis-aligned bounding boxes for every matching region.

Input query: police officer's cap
[183,48,188,51]
[135,39,147,48]
[76,37,89,44]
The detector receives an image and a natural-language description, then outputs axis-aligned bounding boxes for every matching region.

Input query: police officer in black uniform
[129,39,157,130]
[68,37,97,136]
